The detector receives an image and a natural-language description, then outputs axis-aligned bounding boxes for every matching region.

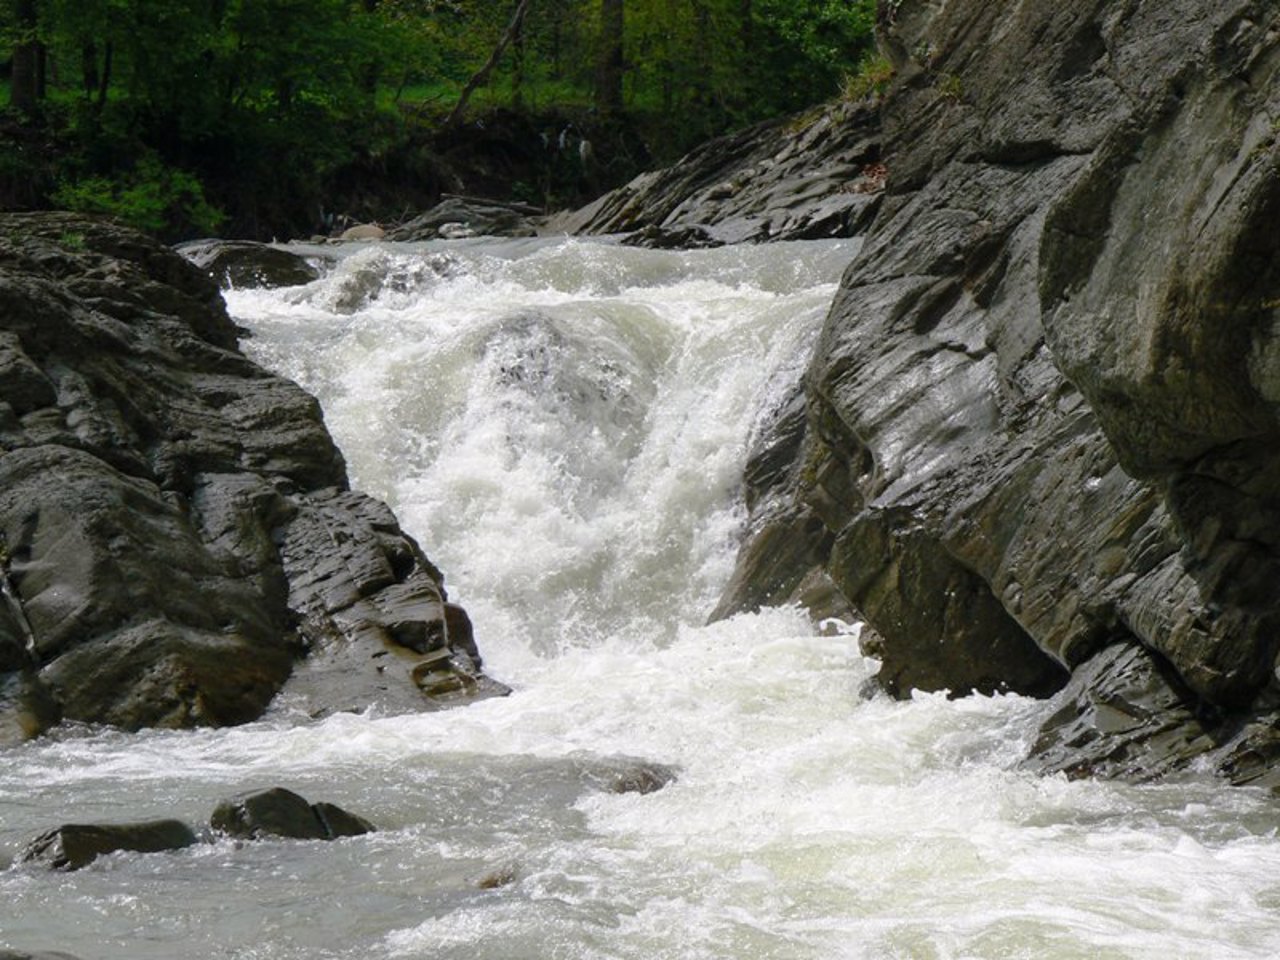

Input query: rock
[620,224,723,250]
[19,819,197,871]
[175,239,321,289]
[0,212,498,737]
[551,102,883,244]
[472,862,519,889]
[573,755,679,795]
[210,787,373,840]
[385,196,541,242]
[712,0,1280,779]
[0,951,84,960]
[338,223,386,242]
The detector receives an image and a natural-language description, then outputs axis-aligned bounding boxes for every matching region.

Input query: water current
[4,237,1280,959]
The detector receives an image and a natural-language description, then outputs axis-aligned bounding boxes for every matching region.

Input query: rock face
[548,102,884,245]
[712,0,1280,779]
[0,212,500,741]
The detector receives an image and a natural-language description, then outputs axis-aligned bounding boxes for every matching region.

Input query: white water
[4,237,1280,959]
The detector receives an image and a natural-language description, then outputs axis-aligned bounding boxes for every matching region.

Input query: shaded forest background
[0,0,879,240]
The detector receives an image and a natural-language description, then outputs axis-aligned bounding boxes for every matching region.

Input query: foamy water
[3,237,1279,960]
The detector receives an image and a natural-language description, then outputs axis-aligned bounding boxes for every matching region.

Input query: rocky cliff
[0,213,501,743]
[690,0,1280,783]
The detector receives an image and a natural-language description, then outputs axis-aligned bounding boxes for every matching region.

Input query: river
[3,237,1280,959]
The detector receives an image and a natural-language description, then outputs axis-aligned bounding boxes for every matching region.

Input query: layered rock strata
[0,212,500,741]
[712,0,1280,780]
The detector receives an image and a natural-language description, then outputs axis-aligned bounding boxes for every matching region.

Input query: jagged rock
[620,224,723,250]
[19,819,197,871]
[210,787,373,840]
[711,0,1280,778]
[176,239,321,289]
[385,196,541,241]
[0,212,497,737]
[551,102,883,244]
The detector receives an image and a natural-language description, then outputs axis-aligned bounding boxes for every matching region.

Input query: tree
[595,0,622,115]
[8,0,44,116]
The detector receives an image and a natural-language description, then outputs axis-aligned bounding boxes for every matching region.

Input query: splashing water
[3,237,1280,960]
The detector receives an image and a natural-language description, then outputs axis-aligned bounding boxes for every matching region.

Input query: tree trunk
[9,0,42,116]
[447,0,532,126]
[595,0,624,116]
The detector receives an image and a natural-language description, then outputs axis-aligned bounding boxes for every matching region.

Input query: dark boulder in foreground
[211,787,373,840]
[702,0,1280,781]
[19,819,197,871]
[0,212,501,741]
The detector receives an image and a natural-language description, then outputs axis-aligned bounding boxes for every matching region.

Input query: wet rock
[552,102,882,244]
[574,755,678,795]
[0,951,84,960]
[0,212,497,737]
[620,224,723,250]
[472,862,519,889]
[176,239,321,289]
[19,819,197,871]
[1026,644,1218,781]
[211,787,374,841]
[713,0,1280,778]
[386,196,541,241]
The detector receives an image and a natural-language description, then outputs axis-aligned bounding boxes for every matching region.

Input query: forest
[0,0,879,239]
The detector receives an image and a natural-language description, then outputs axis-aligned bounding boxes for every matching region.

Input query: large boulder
[550,101,884,245]
[175,239,322,289]
[210,787,373,840]
[0,213,499,739]
[716,0,1280,778]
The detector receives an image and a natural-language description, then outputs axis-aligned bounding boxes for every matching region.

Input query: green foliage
[841,53,894,103]
[52,153,224,236]
[2,0,879,237]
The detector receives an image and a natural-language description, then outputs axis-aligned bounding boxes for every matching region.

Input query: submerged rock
[573,755,679,796]
[19,819,197,871]
[0,212,498,737]
[0,951,84,960]
[211,787,374,841]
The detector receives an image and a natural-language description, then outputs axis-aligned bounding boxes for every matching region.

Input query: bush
[51,153,224,240]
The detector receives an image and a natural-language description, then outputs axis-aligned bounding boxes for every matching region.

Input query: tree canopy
[0,0,878,238]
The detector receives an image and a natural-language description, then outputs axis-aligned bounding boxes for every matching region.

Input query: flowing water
[4,237,1280,959]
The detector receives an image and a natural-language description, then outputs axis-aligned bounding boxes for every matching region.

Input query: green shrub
[51,154,224,239]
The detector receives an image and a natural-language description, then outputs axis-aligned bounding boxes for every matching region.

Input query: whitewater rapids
[2,237,1279,960]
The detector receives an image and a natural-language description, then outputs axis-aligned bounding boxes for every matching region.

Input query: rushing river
[4,237,1280,960]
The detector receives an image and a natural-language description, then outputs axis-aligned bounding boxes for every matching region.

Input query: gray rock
[551,103,883,244]
[0,951,84,960]
[19,819,197,871]
[713,0,1280,778]
[176,239,321,289]
[211,787,373,840]
[0,212,498,737]
[386,196,542,241]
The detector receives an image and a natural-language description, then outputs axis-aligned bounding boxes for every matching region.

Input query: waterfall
[2,237,1279,960]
